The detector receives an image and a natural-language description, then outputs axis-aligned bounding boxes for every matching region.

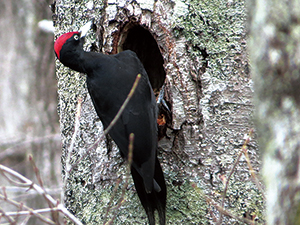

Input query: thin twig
[14,199,22,225]
[2,186,7,199]
[191,183,255,225]
[127,133,134,168]
[0,193,56,224]
[103,178,121,223]
[0,164,83,225]
[3,208,59,216]
[3,186,61,195]
[242,138,265,199]
[64,97,83,186]
[0,169,31,188]
[20,214,31,225]
[29,155,44,188]
[105,133,135,225]
[0,206,15,224]
[29,155,60,224]
[217,129,253,225]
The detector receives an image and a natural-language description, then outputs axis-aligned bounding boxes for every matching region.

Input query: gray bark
[249,0,300,224]
[55,0,263,224]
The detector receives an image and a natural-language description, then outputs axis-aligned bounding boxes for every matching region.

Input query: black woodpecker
[54,21,166,225]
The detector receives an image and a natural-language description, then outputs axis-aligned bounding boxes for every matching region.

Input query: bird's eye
[74,34,79,40]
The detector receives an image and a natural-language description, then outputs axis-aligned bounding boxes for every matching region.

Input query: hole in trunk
[118,24,166,91]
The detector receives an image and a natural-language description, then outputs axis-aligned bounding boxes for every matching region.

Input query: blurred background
[0,0,61,223]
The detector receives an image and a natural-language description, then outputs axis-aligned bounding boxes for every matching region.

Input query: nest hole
[118,24,166,91]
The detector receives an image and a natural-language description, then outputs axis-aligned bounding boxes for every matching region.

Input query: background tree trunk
[55,0,264,224]
[249,0,300,224]
[0,0,61,224]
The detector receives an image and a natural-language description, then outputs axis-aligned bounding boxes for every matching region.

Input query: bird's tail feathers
[131,158,166,225]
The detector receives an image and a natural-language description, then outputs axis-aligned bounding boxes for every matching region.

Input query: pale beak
[79,20,93,38]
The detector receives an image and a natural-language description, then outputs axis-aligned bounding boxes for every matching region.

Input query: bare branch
[4,208,58,216]
[0,164,83,225]
[0,193,56,224]
[0,206,15,224]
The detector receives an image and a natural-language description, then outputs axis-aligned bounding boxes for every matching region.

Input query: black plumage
[54,29,166,225]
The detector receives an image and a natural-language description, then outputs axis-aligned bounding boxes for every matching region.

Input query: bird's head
[54,21,93,60]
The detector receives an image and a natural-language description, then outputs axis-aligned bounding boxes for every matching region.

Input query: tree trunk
[55,0,263,224]
[0,0,60,223]
[249,0,300,224]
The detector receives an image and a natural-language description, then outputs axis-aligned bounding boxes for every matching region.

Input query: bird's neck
[60,49,89,74]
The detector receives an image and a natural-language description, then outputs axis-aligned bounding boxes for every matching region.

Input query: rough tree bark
[55,0,263,224]
[249,0,300,224]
